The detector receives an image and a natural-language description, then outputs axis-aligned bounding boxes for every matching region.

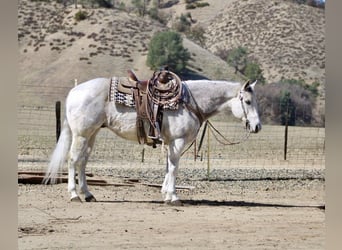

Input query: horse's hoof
[171,200,183,206]
[164,199,183,206]
[70,196,82,202]
[85,195,97,202]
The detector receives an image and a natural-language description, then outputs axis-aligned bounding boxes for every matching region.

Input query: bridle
[238,89,251,131]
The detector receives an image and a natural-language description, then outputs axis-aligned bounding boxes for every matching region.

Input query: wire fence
[18,104,325,172]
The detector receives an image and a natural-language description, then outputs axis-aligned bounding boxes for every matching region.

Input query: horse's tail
[43,118,72,184]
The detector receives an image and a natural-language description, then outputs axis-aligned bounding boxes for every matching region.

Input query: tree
[227,46,248,74]
[146,31,190,74]
[244,62,266,84]
[131,0,150,16]
[279,90,296,125]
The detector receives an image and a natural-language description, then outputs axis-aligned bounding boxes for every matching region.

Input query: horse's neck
[185,80,241,119]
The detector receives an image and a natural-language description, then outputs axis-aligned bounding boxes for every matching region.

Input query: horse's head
[229,80,262,133]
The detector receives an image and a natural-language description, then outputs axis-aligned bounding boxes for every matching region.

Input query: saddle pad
[109,77,136,108]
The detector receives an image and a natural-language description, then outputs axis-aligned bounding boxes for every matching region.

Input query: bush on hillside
[225,46,266,84]
[185,0,210,9]
[244,62,266,84]
[131,0,149,16]
[187,25,206,47]
[74,10,88,21]
[227,46,248,74]
[173,13,192,33]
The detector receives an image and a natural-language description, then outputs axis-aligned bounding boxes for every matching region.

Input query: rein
[181,119,250,156]
[206,120,250,146]
[181,88,251,156]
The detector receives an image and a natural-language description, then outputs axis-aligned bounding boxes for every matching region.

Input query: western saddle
[116,69,182,148]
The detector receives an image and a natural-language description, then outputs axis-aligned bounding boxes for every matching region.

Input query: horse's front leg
[162,165,181,205]
[162,140,184,205]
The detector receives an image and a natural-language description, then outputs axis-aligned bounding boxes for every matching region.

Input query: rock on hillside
[205,0,325,86]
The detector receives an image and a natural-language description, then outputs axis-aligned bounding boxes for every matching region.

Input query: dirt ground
[18,164,325,250]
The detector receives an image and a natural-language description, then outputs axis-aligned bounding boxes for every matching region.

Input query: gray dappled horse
[44,72,261,205]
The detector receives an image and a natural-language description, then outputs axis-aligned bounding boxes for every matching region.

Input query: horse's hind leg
[68,134,94,202]
[78,130,99,202]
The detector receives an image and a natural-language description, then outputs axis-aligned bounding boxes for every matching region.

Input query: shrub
[185,0,210,9]
[196,2,209,8]
[280,78,320,97]
[185,3,196,9]
[173,13,192,33]
[74,10,88,22]
[226,46,266,84]
[187,25,206,47]
[148,7,168,25]
[227,46,248,74]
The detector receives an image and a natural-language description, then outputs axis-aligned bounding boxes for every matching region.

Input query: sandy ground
[18,165,325,250]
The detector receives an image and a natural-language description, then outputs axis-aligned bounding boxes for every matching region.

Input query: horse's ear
[243,79,257,92]
[242,80,250,89]
[249,80,257,89]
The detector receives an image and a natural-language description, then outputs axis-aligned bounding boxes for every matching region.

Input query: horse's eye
[245,100,251,105]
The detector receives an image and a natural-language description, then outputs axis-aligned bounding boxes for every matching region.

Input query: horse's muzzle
[246,120,261,133]
[252,123,262,133]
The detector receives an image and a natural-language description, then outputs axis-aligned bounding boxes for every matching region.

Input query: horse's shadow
[97,199,325,210]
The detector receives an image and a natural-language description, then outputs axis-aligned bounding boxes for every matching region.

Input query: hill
[18,0,239,106]
[165,0,325,124]
[204,0,325,86]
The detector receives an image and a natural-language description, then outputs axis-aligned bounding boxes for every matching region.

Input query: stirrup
[148,135,163,142]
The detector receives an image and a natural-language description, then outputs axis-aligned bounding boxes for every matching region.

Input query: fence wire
[18,105,325,172]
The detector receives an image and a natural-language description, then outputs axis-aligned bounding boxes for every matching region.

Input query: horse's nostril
[255,124,261,133]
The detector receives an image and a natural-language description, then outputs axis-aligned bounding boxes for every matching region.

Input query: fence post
[284,99,289,160]
[207,125,210,181]
[141,148,145,163]
[55,101,61,142]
